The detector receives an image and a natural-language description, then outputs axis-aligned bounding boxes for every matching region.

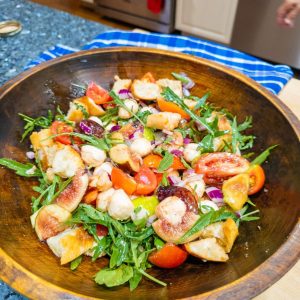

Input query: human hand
[277,0,300,27]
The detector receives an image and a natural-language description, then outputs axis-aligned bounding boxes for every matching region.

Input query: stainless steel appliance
[230,0,300,69]
[95,0,175,33]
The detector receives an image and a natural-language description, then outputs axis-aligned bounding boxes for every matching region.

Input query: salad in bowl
[0,71,275,290]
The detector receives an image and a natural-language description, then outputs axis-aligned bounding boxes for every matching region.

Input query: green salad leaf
[0,158,41,177]
[157,151,174,172]
[251,145,278,166]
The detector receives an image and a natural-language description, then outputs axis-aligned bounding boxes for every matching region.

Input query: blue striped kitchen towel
[25,30,293,94]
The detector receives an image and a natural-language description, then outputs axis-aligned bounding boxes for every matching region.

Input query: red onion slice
[79,121,92,134]
[206,187,224,204]
[183,137,191,144]
[170,149,183,157]
[26,151,35,160]
[110,125,121,132]
[118,89,132,99]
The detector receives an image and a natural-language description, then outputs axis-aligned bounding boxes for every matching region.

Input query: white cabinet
[175,0,239,44]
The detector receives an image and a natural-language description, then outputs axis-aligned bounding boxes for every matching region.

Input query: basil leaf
[70,255,82,271]
[250,145,278,166]
[157,151,174,172]
[95,264,133,288]
[178,208,236,243]
[0,158,41,177]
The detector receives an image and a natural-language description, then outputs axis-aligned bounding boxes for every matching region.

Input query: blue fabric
[25,30,293,94]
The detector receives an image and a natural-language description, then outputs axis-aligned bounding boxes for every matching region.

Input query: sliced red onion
[170,149,183,157]
[167,175,181,186]
[147,215,157,227]
[79,121,92,134]
[183,137,191,144]
[183,87,190,97]
[179,72,195,90]
[26,151,35,160]
[206,187,224,204]
[110,125,121,132]
[118,89,132,99]
[195,121,207,132]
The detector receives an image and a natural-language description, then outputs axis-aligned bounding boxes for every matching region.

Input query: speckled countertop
[0,0,111,298]
[0,0,112,87]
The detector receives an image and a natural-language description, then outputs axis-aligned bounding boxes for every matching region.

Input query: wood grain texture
[0,48,299,299]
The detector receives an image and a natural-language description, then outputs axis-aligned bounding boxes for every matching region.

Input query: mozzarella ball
[183,143,199,162]
[118,99,139,119]
[81,145,106,167]
[108,189,134,220]
[96,188,116,211]
[94,162,113,176]
[129,137,152,157]
[89,171,112,192]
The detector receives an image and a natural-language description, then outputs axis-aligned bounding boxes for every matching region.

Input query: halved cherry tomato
[143,154,162,169]
[247,164,265,195]
[155,173,163,185]
[195,153,250,180]
[148,243,188,268]
[96,224,108,237]
[157,97,190,120]
[134,166,157,195]
[86,82,111,105]
[83,188,98,205]
[111,167,137,195]
[141,72,156,83]
[143,154,186,171]
[50,121,73,145]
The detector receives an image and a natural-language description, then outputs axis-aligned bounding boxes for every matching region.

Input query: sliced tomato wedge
[86,82,111,105]
[143,154,162,169]
[148,243,188,268]
[195,153,250,180]
[247,164,266,195]
[111,167,137,195]
[50,121,74,145]
[134,166,157,195]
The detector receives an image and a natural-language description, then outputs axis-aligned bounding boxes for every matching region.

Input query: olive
[77,119,104,138]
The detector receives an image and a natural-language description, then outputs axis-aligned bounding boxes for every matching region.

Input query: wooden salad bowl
[0,48,299,300]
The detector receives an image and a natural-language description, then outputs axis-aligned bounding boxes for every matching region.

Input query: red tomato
[143,154,162,169]
[134,166,157,195]
[111,167,137,195]
[148,243,188,268]
[195,153,250,180]
[50,121,73,145]
[247,164,266,195]
[96,224,108,237]
[86,82,111,105]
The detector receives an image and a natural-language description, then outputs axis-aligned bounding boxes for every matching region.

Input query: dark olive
[77,119,104,138]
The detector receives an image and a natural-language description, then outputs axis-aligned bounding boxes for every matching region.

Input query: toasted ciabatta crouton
[52,146,84,178]
[157,79,183,98]
[131,79,160,100]
[112,77,132,93]
[55,169,89,212]
[66,100,89,122]
[199,218,238,253]
[30,129,55,168]
[185,238,229,262]
[77,96,105,116]
[35,204,71,241]
[146,112,181,131]
[47,227,95,264]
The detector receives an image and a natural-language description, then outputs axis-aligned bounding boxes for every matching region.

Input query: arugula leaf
[19,111,53,141]
[251,145,278,166]
[109,91,146,126]
[95,264,133,288]
[157,151,174,172]
[154,237,165,250]
[193,92,211,111]
[70,255,82,271]
[171,72,190,84]
[110,237,129,268]
[0,158,41,177]
[198,134,214,153]
[236,205,260,226]
[162,87,214,134]
[160,172,169,187]
[178,208,237,243]
[129,268,143,291]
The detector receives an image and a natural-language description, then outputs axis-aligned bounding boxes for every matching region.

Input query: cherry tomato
[157,97,190,120]
[148,243,188,268]
[111,167,137,195]
[143,154,162,169]
[171,156,186,170]
[96,224,108,237]
[134,166,157,195]
[50,121,73,145]
[247,164,266,195]
[86,82,111,105]
[195,153,250,179]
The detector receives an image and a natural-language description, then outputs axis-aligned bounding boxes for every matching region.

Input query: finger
[284,5,300,26]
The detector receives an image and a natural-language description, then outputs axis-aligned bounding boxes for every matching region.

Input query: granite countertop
[0,0,112,298]
[0,0,112,87]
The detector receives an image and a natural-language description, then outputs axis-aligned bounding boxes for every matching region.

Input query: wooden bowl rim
[0,47,299,300]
